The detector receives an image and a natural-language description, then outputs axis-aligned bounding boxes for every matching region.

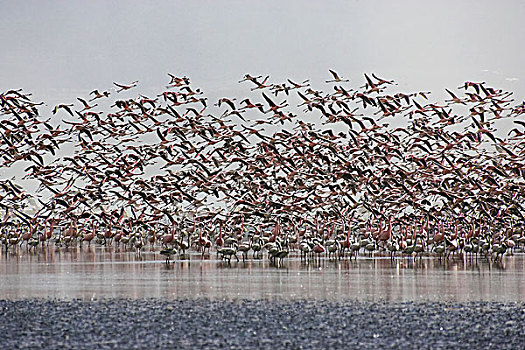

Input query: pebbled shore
[1,299,524,349]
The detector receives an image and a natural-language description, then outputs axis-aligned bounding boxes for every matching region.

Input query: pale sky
[1,0,524,105]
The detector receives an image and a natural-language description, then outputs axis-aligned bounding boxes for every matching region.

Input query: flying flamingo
[326,69,349,83]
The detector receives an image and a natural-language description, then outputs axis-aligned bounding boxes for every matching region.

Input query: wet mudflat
[1,299,524,349]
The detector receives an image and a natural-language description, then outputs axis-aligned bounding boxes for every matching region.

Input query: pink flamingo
[269,219,280,243]
[82,220,96,246]
[215,223,224,248]
[377,217,392,242]
[162,223,175,247]
[340,221,351,257]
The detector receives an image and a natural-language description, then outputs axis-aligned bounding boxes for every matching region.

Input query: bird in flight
[113,81,139,93]
[326,69,349,83]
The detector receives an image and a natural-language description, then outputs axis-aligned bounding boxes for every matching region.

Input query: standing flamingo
[82,220,96,246]
[162,223,175,247]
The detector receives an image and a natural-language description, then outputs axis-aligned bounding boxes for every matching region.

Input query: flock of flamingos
[1,71,525,265]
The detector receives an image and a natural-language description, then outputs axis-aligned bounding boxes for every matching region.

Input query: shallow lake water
[1,246,524,301]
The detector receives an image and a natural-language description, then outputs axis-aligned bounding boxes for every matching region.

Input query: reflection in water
[0,246,524,301]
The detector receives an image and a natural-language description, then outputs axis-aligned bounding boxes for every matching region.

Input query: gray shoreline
[1,299,524,349]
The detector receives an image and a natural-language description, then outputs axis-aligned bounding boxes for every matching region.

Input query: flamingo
[218,244,239,264]
[160,247,177,264]
[269,219,280,243]
[312,239,326,261]
[162,223,175,247]
[251,236,263,259]
[215,223,224,249]
[238,237,251,262]
[197,225,211,258]
[299,241,312,260]
[326,69,349,83]
[274,243,289,266]
[2,71,525,274]
[21,221,36,249]
[377,217,392,244]
[339,221,351,257]
[82,221,96,246]
[113,80,138,93]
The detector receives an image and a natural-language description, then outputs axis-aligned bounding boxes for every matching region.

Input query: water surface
[1,247,524,301]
